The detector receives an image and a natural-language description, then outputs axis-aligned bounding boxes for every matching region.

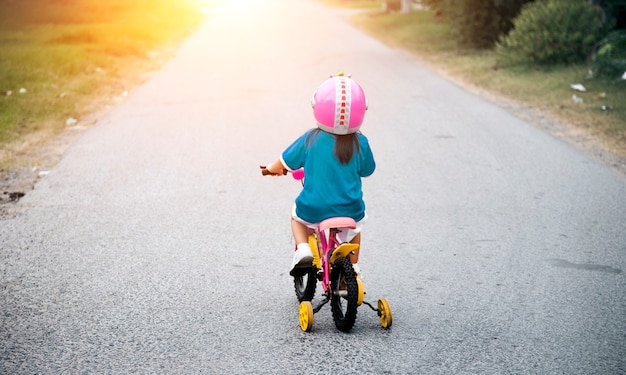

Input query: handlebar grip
[292,168,305,180]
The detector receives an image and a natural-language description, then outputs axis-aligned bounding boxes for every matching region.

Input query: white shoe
[289,246,314,276]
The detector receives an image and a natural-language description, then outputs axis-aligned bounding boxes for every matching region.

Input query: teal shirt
[281,129,375,223]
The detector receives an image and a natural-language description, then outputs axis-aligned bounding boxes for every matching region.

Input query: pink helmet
[311,73,368,135]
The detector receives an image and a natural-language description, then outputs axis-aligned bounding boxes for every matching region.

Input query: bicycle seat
[319,217,357,231]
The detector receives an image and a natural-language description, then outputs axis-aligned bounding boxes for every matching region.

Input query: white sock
[297,243,311,253]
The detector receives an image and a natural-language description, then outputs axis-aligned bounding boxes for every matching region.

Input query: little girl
[262,73,375,276]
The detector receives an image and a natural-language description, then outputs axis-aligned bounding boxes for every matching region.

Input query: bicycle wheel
[330,257,358,332]
[293,270,317,302]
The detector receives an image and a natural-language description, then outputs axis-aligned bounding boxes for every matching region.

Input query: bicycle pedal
[290,264,317,277]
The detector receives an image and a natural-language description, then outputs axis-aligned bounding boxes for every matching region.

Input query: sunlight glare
[221,0,256,13]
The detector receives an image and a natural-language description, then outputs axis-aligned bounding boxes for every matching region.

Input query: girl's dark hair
[334,133,360,164]
[307,128,360,164]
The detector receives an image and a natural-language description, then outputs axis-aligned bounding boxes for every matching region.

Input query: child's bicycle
[263,166,392,332]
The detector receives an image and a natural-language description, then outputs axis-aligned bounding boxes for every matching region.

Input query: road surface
[1,0,625,373]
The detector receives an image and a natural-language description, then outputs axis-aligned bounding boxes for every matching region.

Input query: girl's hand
[260,165,287,176]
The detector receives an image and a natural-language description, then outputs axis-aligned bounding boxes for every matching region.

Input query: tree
[422,0,533,48]
[596,0,626,29]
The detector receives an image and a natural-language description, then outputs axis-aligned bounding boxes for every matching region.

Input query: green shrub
[591,30,626,79]
[496,0,605,65]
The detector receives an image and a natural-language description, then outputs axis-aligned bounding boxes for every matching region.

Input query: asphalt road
[2,0,625,373]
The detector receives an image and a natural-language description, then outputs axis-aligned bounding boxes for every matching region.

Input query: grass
[0,0,211,167]
[341,2,626,157]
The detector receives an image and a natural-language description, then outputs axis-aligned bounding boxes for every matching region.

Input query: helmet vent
[334,77,351,131]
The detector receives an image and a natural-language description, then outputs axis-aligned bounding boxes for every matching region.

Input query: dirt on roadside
[473,85,626,177]
[0,120,91,219]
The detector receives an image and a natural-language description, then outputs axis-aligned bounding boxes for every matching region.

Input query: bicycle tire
[330,257,358,332]
[294,270,317,302]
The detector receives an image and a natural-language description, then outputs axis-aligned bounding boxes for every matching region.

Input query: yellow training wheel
[356,278,364,306]
[299,301,314,332]
[378,298,392,329]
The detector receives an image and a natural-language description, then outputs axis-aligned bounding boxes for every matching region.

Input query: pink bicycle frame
[310,217,359,293]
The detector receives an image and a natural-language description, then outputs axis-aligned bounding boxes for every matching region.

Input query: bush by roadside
[592,30,626,80]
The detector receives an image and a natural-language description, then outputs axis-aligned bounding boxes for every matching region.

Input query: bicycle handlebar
[259,165,287,176]
[259,165,304,180]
